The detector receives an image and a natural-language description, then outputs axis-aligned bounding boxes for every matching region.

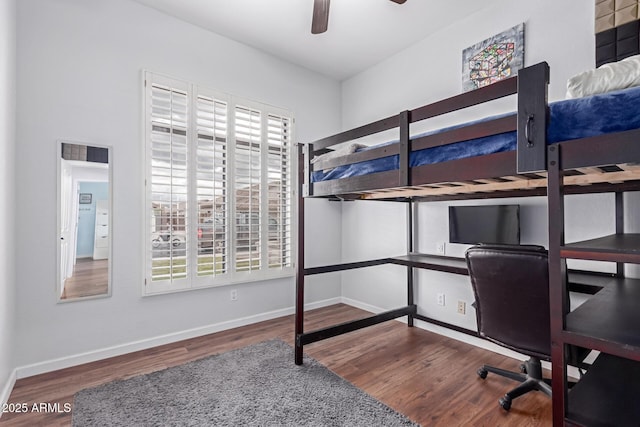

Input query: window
[144,72,294,294]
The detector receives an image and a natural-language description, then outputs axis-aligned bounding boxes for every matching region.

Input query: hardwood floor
[0,304,551,426]
[60,259,108,300]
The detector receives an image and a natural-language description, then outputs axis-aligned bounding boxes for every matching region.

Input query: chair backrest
[465,244,551,360]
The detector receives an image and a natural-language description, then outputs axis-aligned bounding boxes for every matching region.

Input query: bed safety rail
[301,62,550,199]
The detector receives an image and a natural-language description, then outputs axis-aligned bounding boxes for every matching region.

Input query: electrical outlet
[437,293,445,306]
[457,300,466,314]
[230,289,238,301]
[436,241,446,255]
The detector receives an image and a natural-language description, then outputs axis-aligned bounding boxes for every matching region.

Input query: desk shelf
[389,253,468,275]
[561,233,640,264]
[390,254,607,294]
[567,352,640,427]
[565,276,640,361]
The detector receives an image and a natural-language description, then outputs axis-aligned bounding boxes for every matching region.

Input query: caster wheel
[477,367,488,379]
[499,396,512,411]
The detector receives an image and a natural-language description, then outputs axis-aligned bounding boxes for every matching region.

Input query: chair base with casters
[477,356,551,410]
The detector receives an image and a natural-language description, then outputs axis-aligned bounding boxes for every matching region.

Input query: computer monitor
[449,205,520,245]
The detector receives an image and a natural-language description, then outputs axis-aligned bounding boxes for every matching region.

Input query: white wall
[0,0,17,407]
[339,1,622,333]
[15,0,342,374]
[342,0,595,129]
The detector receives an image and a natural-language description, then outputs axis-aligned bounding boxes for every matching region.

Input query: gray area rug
[73,339,419,426]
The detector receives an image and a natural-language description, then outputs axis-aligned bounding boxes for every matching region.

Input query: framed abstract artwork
[462,23,525,92]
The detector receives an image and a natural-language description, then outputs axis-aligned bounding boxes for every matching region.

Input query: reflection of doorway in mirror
[58,143,111,301]
[60,181,109,300]
[76,182,108,259]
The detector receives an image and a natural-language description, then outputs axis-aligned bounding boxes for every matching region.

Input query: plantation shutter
[144,71,295,295]
[195,91,229,278]
[147,76,189,287]
[267,114,292,269]
[233,106,262,272]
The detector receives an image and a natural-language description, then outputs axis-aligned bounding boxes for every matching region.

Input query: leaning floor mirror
[57,141,112,302]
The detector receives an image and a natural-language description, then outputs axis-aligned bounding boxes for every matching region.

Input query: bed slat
[359,166,640,200]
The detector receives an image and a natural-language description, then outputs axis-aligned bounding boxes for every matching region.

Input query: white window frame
[143,71,296,295]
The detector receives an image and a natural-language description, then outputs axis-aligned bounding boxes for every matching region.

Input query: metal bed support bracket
[517,61,549,174]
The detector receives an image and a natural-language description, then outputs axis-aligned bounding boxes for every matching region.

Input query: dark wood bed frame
[295,54,640,424]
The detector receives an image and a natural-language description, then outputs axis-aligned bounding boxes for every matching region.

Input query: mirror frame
[56,140,113,303]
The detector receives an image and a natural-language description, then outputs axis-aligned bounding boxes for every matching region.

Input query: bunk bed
[296,52,640,425]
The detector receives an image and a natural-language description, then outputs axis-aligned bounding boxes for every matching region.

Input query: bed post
[304,143,314,197]
[406,200,415,327]
[295,143,306,365]
[399,109,413,326]
[399,110,411,186]
[517,62,549,173]
[616,191,625,277]
[547,144,568,425]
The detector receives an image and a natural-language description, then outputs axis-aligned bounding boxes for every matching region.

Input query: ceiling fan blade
[390,0,407,3]
[312,0,330,34]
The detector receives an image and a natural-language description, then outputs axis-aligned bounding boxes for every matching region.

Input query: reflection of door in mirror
[58,142,111,302]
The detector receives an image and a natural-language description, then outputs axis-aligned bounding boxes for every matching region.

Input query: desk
[296,253,609,361]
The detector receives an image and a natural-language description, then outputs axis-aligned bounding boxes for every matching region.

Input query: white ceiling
[132,0,501,81]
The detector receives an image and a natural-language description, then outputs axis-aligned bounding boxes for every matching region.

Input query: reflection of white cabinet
[93,200,109,260]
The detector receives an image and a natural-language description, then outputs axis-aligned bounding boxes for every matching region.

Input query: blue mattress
[312,85,640,182]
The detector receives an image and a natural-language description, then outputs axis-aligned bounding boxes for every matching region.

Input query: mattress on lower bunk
[312,85,640,182]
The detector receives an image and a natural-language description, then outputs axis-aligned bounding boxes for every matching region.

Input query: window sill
[143,268,295,296]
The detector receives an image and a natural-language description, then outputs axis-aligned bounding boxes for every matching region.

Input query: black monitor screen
[449,205,520,245]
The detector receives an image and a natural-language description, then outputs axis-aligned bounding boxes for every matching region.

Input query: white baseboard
[16,297,341,379]
[0,368,17,420]
[340,297,387,317]
[12,296,580,383]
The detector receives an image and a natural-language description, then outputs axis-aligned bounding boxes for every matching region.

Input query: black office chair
[465,244,553,411]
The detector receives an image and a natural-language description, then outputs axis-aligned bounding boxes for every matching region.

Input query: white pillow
[566,54,640,99]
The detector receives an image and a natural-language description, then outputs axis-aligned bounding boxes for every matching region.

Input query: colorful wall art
[462,23,525,92]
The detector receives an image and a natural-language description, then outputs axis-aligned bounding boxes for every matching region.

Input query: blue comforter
[313,85,640,182]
